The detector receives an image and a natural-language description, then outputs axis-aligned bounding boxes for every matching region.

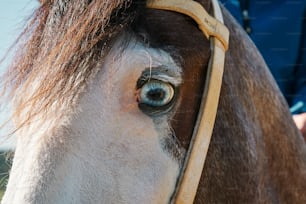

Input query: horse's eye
[136,80,176,116]
[138,80,174,106]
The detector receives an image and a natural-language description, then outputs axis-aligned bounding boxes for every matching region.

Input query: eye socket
[137,80,174,107]
[136,80,176,116]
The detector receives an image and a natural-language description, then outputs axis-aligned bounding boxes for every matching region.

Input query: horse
[1,0,306,203]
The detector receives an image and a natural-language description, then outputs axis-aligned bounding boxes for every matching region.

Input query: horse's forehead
[100,37,183,84]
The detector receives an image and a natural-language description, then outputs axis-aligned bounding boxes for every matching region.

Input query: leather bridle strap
[146,0,229,203]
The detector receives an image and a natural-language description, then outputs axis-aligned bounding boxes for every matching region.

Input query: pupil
[147,89,165,101]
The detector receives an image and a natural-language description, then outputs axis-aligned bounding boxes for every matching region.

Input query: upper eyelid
[137,67,182,88]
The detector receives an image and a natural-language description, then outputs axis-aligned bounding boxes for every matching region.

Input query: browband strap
[147,0,229,203]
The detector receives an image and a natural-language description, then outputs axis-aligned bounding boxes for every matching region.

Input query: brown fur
[2,0,306,203]
[196,8,306,203]
[138,1,306,203]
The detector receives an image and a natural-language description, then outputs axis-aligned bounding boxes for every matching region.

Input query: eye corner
[136,75,148,89]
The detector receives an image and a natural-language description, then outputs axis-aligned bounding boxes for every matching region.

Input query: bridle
[146,0,229,203]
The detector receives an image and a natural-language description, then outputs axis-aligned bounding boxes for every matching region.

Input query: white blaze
[2,36,183,204]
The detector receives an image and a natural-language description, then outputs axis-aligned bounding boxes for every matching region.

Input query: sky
[0,0,39,150]
[0,1,39,65]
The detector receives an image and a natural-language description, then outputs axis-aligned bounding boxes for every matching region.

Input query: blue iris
[139,80,174,107]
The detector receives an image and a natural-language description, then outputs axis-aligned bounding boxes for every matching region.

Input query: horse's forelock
[2,0,144,132]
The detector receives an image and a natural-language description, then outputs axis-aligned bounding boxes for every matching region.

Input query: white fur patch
[3,35,183,204]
